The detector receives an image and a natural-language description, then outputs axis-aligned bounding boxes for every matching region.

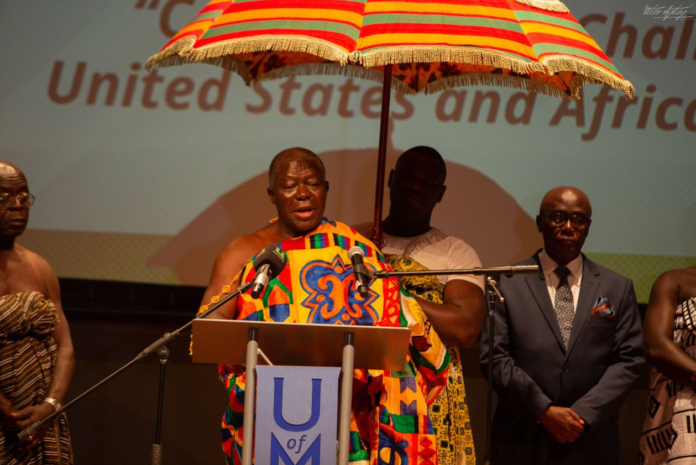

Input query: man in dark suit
[480,186,645,464]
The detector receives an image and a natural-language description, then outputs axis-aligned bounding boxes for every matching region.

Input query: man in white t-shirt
[356,146,485,465]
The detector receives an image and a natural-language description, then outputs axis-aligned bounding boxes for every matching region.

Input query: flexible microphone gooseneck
[348,246,373,297]
[250,245,288,299]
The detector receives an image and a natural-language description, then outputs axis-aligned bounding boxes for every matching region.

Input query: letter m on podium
[256,366,340,464]
[271,433,320,464]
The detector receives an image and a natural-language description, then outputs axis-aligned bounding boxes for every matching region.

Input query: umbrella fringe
[419,73,573,99]
[353,46,545,77]
[197,35,347,64]
[514,0,570,13]
[203,56,255,84]
[149,53,576,99]
[231,61,412,94]
[258,64,418,95]
[145,38,633,101]
[544,57,635,99]
[146,37,197,70]
[258,64,575,100]
[259,62,376,82]
[147,35,350,71]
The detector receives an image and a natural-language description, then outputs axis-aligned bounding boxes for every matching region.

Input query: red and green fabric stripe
[195,0,366,52]
[511,1,625,78]
[356,0,538,61]
[160,0,233,50]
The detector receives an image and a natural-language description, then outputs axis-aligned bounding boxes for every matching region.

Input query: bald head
[536,186,592,265]
[0,161,25,181]
[269,147,325,186]
[539,186,592,217]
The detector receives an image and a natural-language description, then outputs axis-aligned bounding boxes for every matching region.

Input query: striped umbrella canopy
[147,0,633,98]
[147,0,633,242]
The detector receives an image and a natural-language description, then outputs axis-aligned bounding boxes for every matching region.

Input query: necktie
[554,265,574,349]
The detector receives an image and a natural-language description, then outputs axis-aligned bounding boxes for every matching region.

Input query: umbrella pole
[370,65,392,247]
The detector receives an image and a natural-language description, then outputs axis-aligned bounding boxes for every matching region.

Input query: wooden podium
[192,319,411,465]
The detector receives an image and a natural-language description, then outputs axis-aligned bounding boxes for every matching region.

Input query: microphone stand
[151,345,170,465]
[372,265,539,279]
[482,273,504,465]
[371,265,538,465]
[18,281,253,462]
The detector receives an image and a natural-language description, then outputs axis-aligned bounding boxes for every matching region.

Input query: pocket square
[591,295,615,319]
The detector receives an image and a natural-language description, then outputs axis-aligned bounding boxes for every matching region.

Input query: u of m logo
[256,366,340,465]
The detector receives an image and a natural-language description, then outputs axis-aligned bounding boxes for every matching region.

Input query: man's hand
[539,406,585,443]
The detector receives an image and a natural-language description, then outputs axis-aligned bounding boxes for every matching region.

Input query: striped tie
[554,266,574,349]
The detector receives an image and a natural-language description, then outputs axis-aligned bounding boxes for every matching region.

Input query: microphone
[348,246,372,297]
[18,421,42,442]
[502,265,540,276]
[250,246,288,299]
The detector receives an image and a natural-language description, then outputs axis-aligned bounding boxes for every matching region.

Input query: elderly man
[0,162,75,463]
[480,186,645,464]
[357,146,485,465]
[200,148,450,464]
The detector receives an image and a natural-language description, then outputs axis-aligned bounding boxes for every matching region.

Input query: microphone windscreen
[253,245,288,277]
[348,246,365,260]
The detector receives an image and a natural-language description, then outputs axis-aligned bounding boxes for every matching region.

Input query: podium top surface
[192,319,411,370]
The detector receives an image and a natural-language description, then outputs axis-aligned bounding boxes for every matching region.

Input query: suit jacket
[480,252,645,465]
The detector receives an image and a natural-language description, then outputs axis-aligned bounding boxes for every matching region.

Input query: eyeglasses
[543,211,591,228]
[0,193,35,208]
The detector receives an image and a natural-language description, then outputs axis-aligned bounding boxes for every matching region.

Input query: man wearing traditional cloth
[356,146,485,465]
[0,161,75,464]
[198,148,450,464]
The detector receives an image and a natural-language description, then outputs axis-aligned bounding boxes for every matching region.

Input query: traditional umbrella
[147,0,633,244]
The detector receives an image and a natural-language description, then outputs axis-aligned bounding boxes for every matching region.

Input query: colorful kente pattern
[387,255,476,465]
[300,256,381,325]
[200,220,449,464]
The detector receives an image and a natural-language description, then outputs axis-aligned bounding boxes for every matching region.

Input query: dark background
[61,279,649,465]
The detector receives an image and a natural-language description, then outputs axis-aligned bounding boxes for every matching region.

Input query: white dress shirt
[538,249,583,313]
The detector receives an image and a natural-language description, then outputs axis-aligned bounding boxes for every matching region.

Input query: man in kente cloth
[357,146,485,465]
[198,147,450,464]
